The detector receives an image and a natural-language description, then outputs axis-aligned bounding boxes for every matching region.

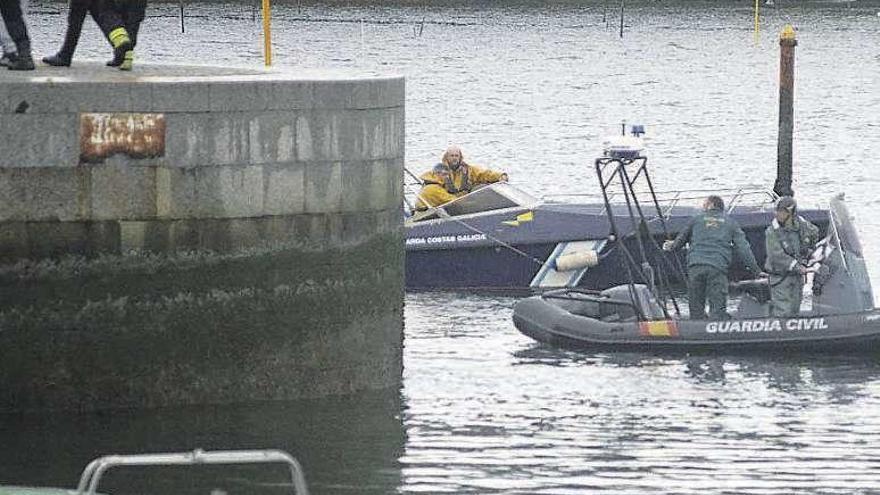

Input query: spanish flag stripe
[638,320,679,337]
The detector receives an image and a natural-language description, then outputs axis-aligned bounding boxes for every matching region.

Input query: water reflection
[0,389,404,495]
[404,295,880,493]
[516,344,880,398]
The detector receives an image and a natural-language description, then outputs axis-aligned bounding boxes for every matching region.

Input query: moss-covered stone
[0,232,403,412]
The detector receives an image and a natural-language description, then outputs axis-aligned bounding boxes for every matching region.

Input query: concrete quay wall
[0,64,405,412]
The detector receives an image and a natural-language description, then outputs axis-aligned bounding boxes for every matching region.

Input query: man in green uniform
[663,195,764,320]
[764,196,820,317]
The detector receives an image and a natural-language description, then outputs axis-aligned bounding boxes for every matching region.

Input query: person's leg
[770,277,786,316]
[0,0,34,70]
[0,4,13,59]
[105,0,144,68]
[127,0,146,47]
[91,0,133,70]
[0,0,27,55]
[771,276,801,317]
[106,0,135,65]
[790,278,804,316]
[688,266,708,320]
[0,22,13,66]
[705,267,731,320]
[43,0,90,66]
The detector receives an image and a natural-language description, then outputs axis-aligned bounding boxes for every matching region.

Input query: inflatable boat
[513,285,880,354]
[513,146,878,354]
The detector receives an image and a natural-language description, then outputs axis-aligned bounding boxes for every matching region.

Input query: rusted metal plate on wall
[80,113,166,163]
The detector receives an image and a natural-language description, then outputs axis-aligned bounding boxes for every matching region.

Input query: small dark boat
[514,283,880,354]
[513,148,878,354]
[405,142,828,292]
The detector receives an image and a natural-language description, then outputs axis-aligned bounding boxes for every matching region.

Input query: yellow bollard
[262,0,272,66]
[753,0,760,45]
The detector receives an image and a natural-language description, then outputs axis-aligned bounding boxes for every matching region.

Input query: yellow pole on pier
[753,0,760,45]
[262,0,272,66]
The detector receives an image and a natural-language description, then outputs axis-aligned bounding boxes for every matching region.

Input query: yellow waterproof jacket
[414,163,506,210]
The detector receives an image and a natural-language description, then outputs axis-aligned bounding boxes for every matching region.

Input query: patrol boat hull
[513,292,880,354]
[405,184,828,291]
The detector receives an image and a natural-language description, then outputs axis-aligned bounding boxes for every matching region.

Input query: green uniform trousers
[770,274,804,317]
[688,264,729,320]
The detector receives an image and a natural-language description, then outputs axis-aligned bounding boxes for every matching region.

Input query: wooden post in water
[178,1,185,33]
[774,25,796,198]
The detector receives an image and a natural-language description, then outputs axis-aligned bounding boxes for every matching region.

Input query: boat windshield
[829,195,863,257]
[408,183,539,222]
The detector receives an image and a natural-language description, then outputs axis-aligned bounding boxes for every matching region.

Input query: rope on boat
[411,188,549,269]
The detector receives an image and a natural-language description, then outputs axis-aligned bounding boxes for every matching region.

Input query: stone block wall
[0,65,405,412]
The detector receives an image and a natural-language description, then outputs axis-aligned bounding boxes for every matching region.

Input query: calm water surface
[4,1,880,493]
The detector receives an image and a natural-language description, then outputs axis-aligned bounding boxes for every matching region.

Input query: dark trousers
[56,0,108,58]
[114,0,147,46]
[0,0,30,52]
[688,264,729,320]
[770,274,804,317]
[56,0,146,58]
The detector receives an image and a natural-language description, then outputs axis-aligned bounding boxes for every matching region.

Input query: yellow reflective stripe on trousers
[109,27,131,48]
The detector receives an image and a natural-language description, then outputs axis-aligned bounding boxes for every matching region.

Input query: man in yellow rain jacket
[414,145,509,211]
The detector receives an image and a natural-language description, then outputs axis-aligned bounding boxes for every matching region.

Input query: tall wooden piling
[774,25,797,198]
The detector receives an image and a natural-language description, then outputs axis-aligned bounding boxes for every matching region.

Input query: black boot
[8,40,34,71]
[114,41,134,71]
[106,50,123,67]
[43,53,72,67]
[8,52,34,70]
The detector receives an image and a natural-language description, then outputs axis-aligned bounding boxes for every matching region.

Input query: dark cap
[776,196,797,212]
[706,195,725,211]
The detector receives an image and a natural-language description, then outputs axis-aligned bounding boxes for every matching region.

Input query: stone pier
[0,64,405,412]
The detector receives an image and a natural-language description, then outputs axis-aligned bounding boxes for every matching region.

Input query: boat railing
[403,168,425,213]
[659,188,778,215]
[404,167,778,222]
[543,187,777,218]
[76,449,309,495]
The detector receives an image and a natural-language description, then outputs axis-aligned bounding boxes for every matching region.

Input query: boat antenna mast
[594,124,685,319]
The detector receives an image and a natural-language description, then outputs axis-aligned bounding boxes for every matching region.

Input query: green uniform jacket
[764,216,820,275]
[669,210,761,274]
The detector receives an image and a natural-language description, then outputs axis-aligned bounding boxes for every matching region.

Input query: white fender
[554,250,599,272]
